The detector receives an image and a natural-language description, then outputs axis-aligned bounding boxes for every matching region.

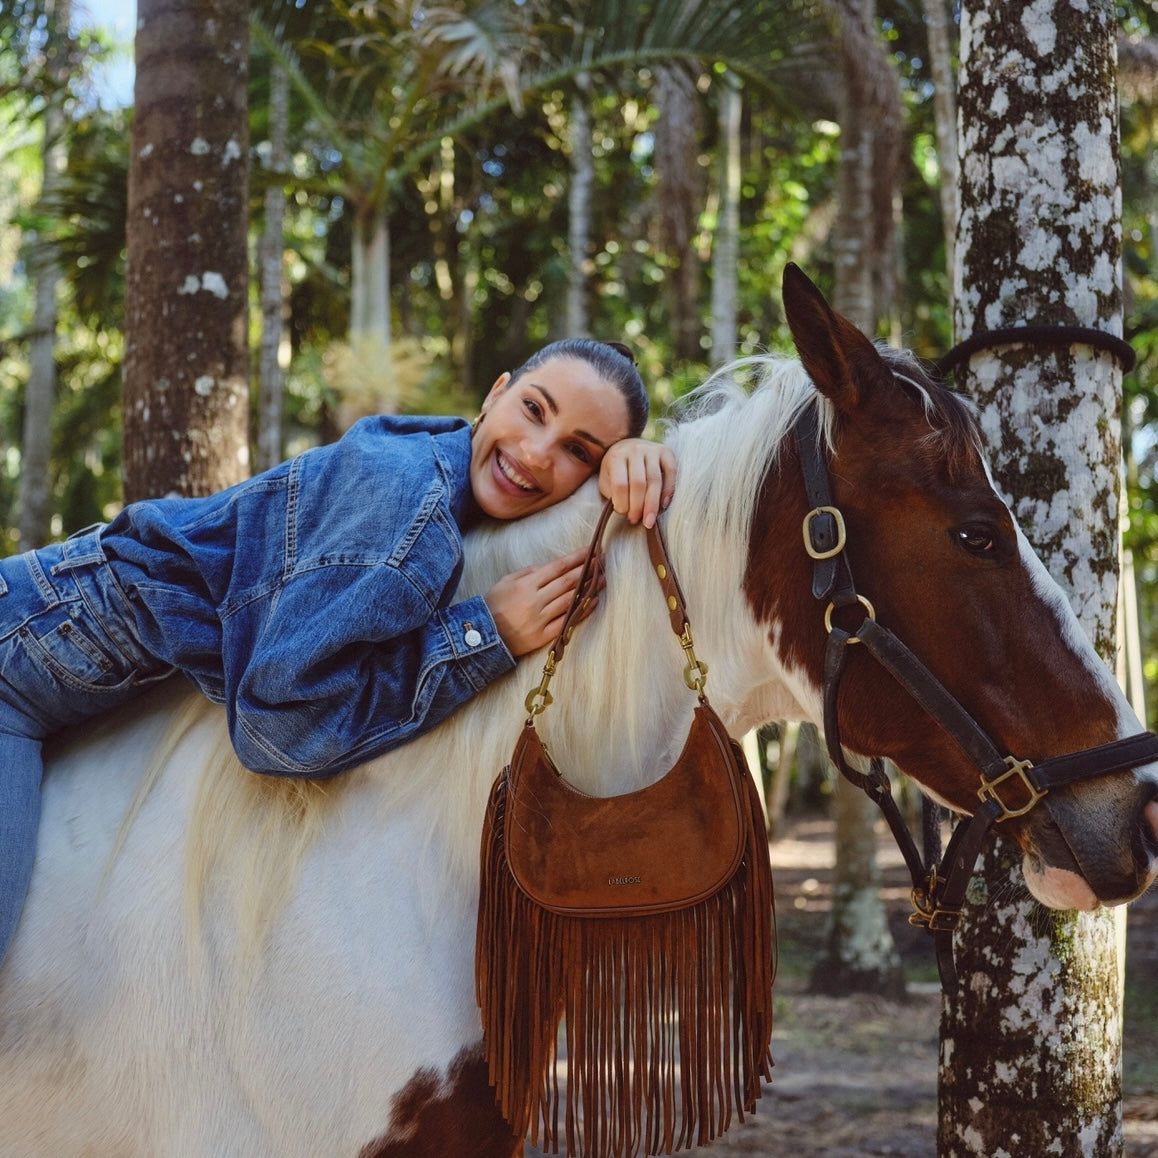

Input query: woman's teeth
[498,452,537,492]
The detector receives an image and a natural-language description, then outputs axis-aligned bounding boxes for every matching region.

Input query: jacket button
[463,623,482,648]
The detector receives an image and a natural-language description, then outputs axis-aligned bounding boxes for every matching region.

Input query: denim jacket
[99,415,514,777]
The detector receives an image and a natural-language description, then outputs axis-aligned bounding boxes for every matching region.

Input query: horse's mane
[162,347,979,955]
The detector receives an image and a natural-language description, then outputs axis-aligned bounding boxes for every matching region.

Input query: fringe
[477,764,776,1158]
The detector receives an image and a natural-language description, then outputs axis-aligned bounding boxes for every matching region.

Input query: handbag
[476,501,776,1158]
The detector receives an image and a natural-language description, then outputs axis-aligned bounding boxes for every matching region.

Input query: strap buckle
[977,755,1047,821]
[803,505,846,560]
[909,870,962,932]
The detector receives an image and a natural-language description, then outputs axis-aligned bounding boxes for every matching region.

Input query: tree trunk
[349,200,393,404]
[939,3,1126,1153]
[653,63,702,362]
[123,0,250,501]
[811,0,905,998]
[18,0,71,549]
[566,76,593,338]
[923,0,959,293]
[709,73,741,367]
[256,58,289,473]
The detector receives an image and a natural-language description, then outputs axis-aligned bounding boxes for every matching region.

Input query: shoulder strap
[525,501,707,719]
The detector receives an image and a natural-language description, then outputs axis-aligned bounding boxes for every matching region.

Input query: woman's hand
[598,439,677,528]
[485,547,602,658]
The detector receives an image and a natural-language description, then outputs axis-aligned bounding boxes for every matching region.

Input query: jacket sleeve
[225,567,515,777]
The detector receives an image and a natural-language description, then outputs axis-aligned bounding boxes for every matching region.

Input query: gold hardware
[803,506,847,560]
[823,595,875,643]
[524,650,558,718]
[656,564,667,580]
[667,595,678,612]
[977,755,1047,820]
[678,624,709,695]
[908,870,962,931]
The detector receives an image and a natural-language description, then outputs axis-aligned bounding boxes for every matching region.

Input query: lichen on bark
[940,2,1126,1154]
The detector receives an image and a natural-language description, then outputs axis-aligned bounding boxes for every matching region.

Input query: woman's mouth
[495,450,541,495]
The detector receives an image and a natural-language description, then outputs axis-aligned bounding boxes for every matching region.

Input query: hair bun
[603,340,636,365]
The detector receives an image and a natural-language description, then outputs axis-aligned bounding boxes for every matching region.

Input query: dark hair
[508,338,649,438]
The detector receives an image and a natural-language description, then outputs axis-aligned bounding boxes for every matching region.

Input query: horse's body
[2,270,1156,1157]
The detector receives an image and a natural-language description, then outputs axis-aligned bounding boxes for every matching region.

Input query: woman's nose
[520,433,554,469]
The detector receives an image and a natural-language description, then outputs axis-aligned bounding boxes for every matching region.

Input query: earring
[471,412,484,436]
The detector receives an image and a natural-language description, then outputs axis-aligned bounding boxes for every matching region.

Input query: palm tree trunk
[566,76,594,338]
[123,0,250,500]
[18,0,71,549]
[709,73,741,367]
[256,58,289,472]
[923,0,959,291]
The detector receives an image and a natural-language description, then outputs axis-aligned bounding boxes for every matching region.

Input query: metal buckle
[909,872,962,932]
[909,902,963,933]
[977,755,1047,821]
[823,594,875,643]
[803,505,847,560]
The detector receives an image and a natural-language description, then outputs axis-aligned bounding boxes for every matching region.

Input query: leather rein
[794,405,1158,993]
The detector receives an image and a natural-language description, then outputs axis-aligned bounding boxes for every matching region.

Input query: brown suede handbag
[476,502,776,1158]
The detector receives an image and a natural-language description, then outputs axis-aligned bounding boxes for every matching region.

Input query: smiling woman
[471,352,633,519]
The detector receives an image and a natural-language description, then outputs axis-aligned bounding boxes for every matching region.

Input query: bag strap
[524,501,709,720]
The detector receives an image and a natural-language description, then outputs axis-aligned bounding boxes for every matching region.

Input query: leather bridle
[794,406,1158,993]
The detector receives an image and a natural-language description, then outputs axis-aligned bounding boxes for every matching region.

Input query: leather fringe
[477,765,776,1158]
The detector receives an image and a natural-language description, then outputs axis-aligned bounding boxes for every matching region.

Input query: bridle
[794,405,1158,993]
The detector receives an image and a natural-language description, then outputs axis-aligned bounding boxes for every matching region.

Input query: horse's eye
[955,525,996,555]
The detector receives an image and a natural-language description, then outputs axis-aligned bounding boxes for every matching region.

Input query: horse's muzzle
[1030,779,1158,908]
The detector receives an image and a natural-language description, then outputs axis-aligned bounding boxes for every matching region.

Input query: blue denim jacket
[100,415,514,776]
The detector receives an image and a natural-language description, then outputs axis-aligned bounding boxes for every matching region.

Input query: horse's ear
[781,263,885,413]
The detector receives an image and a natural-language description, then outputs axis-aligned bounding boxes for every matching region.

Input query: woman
[0,338,676,967]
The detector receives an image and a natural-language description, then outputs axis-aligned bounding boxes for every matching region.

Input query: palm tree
[252,0,825,381]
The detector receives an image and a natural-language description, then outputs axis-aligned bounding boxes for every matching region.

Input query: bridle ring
[824,594,876,643]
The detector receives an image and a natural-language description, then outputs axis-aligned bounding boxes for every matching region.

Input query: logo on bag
[608,875,642,886]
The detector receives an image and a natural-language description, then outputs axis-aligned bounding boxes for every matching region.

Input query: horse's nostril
[1140,799,1158,865]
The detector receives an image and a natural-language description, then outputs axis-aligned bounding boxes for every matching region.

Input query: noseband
[795,406,1158,993]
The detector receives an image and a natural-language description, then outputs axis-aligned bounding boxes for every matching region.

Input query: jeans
[0,528,173,969]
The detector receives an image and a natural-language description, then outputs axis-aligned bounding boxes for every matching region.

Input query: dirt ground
[530,815,1158,1158]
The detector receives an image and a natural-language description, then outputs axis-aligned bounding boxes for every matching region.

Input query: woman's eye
[567,443,592,465]
[955,526,996,555]
[523,397,543,421]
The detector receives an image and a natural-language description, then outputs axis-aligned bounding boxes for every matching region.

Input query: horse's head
[751,264,1158,911]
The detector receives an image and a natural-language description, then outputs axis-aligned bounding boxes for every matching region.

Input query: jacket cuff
[438,594,515,689]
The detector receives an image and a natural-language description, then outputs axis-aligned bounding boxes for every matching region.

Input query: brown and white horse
[1,267,1155,1156]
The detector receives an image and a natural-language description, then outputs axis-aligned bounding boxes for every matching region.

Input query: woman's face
[469,356,630,520]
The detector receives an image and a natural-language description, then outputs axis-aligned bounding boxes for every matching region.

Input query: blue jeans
[0,529,173,968]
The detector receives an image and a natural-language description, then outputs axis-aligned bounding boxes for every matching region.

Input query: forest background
[3,3,1158,797]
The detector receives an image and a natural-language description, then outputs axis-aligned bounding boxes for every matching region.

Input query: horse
[1,265,1155,1157]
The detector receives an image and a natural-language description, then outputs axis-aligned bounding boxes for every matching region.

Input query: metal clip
[524,650,558,719]
[678,624,709,696]
[977,755,1047,821]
